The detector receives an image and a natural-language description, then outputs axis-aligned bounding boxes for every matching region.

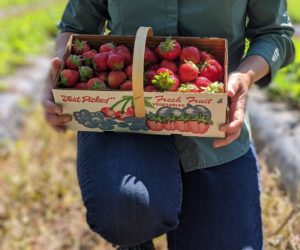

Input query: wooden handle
[132,27,153,117]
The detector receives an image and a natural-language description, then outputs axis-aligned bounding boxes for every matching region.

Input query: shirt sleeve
[244,0,295,87]
[58,0,109,34]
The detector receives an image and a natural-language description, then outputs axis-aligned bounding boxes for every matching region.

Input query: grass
[0,106,299,249]
[288,0,300,23]
[268,38,300,107]
[0,1,67,77]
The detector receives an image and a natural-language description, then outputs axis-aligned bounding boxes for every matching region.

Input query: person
[43,1,295,249]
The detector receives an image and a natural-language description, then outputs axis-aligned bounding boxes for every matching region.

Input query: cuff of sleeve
[244,40,282,87]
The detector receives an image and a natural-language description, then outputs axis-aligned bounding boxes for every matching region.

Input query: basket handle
[132,27,153,117]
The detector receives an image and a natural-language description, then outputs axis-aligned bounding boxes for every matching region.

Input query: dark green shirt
[58,0,295,171]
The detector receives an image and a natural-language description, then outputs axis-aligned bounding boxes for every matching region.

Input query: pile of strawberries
[58,37,225,93]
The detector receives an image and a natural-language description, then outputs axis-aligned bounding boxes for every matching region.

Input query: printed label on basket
[52,89,227,137]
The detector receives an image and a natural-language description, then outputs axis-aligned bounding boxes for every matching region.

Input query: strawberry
[194,77,211,92]
[74,82,88,89]
[152,71,179,91]
[60,69,79,86]
[156,37,181,60]
[160,60,178,73]
[156,67,175,76]
[82,49,97,66]
[93,52,109,71]
[148,63,160,71]
[206,59,223,81]
[144,70,157,85]
[144,85,158,92]
[86,78,107,90]
[107,52,125,70]
[125,64,133,78]
[99,42,116,53]
[65,54,82,70]
[120,80,133,90]
[72,39,91,55]
[79,66,93,82]
[199,50,216,63]
[116,44,132,65]
[198,62,220,82]
[95,71,108,83]
[179,46,200,64]
[177,83,199,93]
[108,71,127,89]
[144,46,158,66]
[202,82,225,94]
[178,61,199,83]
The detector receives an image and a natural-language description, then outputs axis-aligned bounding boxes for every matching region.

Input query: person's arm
[213,0,295,148]
[43,0,109,132]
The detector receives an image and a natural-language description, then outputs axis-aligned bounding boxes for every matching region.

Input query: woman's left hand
[213,72,251,148]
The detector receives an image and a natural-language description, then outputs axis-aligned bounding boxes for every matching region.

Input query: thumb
[227,76,240,98]
[51,57,62,79]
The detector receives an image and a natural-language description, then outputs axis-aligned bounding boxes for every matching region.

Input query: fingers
[45,112,72,127]
[51,58,62,80]
[213,130,241,148]
[43,99,62,114]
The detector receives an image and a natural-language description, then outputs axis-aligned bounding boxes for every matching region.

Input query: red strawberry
[199,50,216,63]
[60,69,79,86]
[116,44,132,65]
[108,71,127,89]
[179,46,200,64]
[194,77,211,92]
[177,83,199,93]
[65,54,82,70]
[156,67,175,76]
[157,37,181,60]
[198,63,220,82]
[82,49,97,66]
[107,52,125,70]
[86,78,107,90]
[93,52,109,71]
[206,59,223,81]
[178,61,199,82]
[144,85,158,92]
[72,39,91,55]
[79,66,93,82]
[144,46,158,66]
[74,82,88,89]
[95,71,108,82]
[144,70,157,85]
[160,60,178,73]
[125,64,133,78]
[99,42,116,53]
[148,63,160,71]
[152,71,179,91]
[202,82,225,94]
[120,80,133,90]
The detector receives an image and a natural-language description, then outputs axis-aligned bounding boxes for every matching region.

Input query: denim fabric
[77,132,263,249]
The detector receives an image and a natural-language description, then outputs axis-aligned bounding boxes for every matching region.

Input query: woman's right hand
[42,58,72,133]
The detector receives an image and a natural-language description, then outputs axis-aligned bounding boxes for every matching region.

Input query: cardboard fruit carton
[52,27,228,137]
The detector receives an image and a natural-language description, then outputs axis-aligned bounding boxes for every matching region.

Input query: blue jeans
[77,132,263,250]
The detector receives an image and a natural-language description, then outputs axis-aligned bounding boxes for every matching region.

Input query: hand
[42,58,72,132]
[213,72,251,148]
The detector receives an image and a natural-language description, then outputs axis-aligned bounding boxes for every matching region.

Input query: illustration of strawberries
[180,46,200,64]
[178,61,199,83]
[156,37,181,60]
[60,69,79,86]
